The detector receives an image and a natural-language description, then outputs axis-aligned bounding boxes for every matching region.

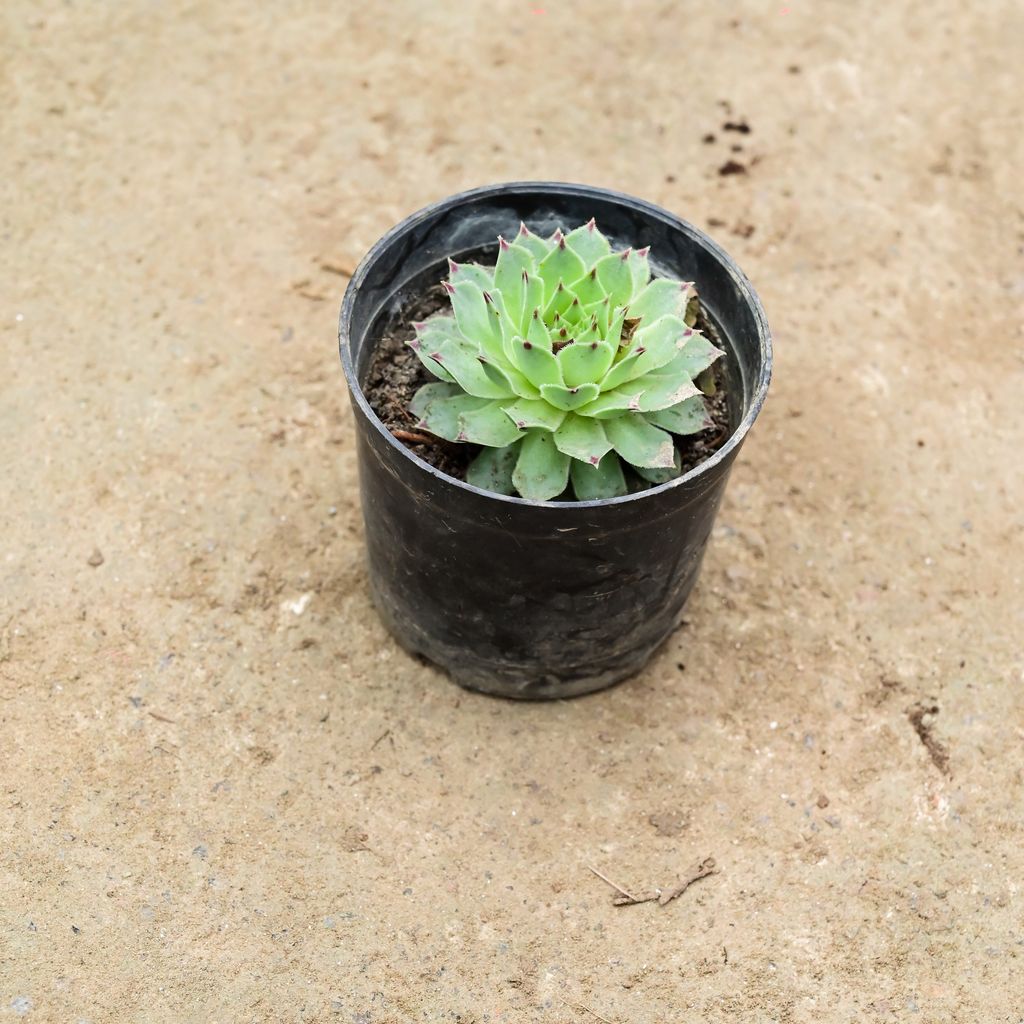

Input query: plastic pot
[338,182,771,699]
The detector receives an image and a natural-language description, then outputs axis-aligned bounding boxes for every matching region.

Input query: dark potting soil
[362,282,732,493]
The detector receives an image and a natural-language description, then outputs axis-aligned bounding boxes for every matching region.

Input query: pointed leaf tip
[620,248,632,260]
[498,235,510,251]
[442,281,455,294]
[637,246,650,257]
[586,217,596,231]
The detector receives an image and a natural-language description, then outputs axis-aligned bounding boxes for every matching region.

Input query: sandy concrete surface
[2,1,1023,1021]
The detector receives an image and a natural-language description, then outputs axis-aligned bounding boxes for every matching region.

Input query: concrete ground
[2,2,1022,1021]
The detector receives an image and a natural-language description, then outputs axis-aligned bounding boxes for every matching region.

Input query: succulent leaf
[514,339,563,388]
[597,345,647,392]
[447,259,494,291]
[626,247,651,294]
[502,397,567,432]
[542,282,572,323]
[628,278,695,323]
[604,411,676,469]
[512,429,571,501]
[566,267,604,308]
[516,222,550,261]
[633,446,683,485]
[427,336,510,398]
[644,394,712,435]
[466,441,520,495]
[456,401,525,447]
[564,219,612,267]
[415,390,493,441]
[448,281,498,351]
[494,242,536,324]
[539,382,601,411]
[404,221,722,499]
[594,250,635,308]
[575,385,644,419]
[480,358,540,400]
[675,334,725,379]
[522,274,546,332]
[557,340,616,388]
[408,381,463,421]
[624,315,691,380]
[570,452,628,500]
[538,237,586,296]
[631,367,702,412]
[553,413,613,464]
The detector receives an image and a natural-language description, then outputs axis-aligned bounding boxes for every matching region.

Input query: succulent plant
[405,220,724,501]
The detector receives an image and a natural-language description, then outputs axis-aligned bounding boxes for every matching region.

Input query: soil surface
[365,283,730,489]
[2,3,1023,1022]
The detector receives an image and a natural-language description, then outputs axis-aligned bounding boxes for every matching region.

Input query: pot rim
[338,181,772,509]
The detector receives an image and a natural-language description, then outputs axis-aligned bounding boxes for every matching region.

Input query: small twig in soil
[148,711,176,724]
[390,428,439,446]
[559,997,615,1023]
[657,857,718,905]
[369,728,391,751]
[610,857,718,907]
[587,864,642,904]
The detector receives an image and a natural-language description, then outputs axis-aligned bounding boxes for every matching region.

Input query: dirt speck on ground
[1,2,1022,1021]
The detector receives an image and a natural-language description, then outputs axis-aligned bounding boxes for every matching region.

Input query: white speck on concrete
[282,593,312,615]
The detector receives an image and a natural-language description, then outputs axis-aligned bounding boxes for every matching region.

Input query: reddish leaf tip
[620,248,632,260]
[498,235,510,251]
[448,258,460,273]
[589,455,600,465]
[442,281,455,294]
[586,217,596,231]
[637,246,650,257]
[429,351,442,361]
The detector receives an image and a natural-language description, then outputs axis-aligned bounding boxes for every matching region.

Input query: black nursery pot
[338,182,771,699]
